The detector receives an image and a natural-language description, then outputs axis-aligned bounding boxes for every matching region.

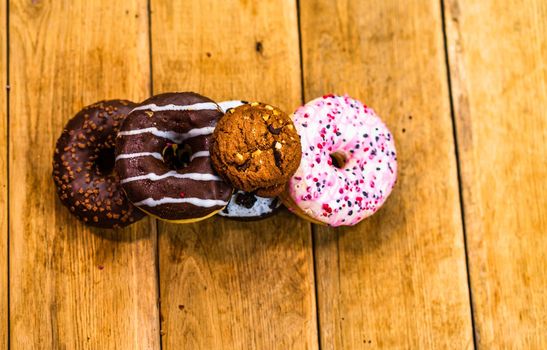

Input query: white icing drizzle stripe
[120,171,221,184]
[134,197,228,208]
[218,100,246,113]
[115,152,163,161]
[189,151,210,161]
[118,126,215,143]
[131,102,219,113]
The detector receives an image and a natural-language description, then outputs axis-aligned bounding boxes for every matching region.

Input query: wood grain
[444,0,547,348]
[9,1,160,348]
[300,0,474,348]
[1,1,7,348]
[149,0,318,348]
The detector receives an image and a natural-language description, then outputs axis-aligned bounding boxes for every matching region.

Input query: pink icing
[287,94,397,226]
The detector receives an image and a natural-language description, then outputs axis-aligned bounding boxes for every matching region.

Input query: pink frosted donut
[282,94,397,226]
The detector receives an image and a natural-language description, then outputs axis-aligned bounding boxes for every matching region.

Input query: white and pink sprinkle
[286,94,397,226]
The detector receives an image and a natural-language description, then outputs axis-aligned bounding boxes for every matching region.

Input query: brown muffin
[211,102,302,197]
[255,183,286,197]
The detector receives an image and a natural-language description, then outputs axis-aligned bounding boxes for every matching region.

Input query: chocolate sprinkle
[52,100,145,228]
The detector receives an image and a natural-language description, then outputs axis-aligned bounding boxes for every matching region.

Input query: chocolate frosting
[52,100,146,228]
[115,92,232,221]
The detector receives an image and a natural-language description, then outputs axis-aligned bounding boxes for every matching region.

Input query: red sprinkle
[180,192,185,197]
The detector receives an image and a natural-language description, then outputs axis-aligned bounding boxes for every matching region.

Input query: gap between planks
[296,0,324,348]
[439,0,477,348]
[145,1,163,348]
[4,0,10,348]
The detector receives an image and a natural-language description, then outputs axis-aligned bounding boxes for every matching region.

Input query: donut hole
[96,147,116,175]
[162,143,193,170]
[330,151,347,169]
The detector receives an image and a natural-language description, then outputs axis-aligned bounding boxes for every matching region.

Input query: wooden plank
[300,1,474,348]
[1,0,7,348]
[149,1,318,348]
[9,1,160,348]
[444,1,546,348]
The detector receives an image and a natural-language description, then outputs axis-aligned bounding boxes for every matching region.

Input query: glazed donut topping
[115,92,232,222]
[283,94,398,226]
[52,100,146,228]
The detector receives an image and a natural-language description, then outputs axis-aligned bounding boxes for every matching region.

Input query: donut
[281,94,397,227]
[216,100,282,220]
[52,100,146,228]
[115,92,232,223]
[211,101,301,197]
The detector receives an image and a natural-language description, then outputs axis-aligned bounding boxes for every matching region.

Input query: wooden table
[1,0,545,348]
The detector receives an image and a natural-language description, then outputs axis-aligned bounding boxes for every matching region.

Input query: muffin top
[211,102,302,197]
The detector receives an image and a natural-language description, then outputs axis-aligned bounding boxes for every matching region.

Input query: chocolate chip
[235,192,257,208]
[267,124,282,135]
[237,160,251,171]
[273,149,282,168]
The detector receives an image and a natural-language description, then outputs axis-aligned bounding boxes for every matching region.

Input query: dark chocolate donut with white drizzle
[115,92,232,223]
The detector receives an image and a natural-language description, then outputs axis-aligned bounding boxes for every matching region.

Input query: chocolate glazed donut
[115,92,232,222]
[52,100,146,228]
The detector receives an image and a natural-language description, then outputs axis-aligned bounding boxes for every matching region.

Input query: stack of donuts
[52,92,397,229]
